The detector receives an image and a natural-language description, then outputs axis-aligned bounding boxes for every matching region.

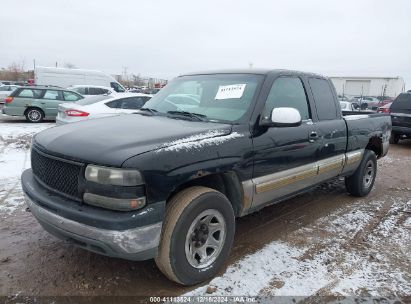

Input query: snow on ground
[0,122,53,216]
[186,198,411,297]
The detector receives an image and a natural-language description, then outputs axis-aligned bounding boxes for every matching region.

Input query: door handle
[309,131,319,143]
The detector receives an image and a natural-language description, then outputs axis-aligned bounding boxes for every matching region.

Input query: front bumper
[22,169,164,261]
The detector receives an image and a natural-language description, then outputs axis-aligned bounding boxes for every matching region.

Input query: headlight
[85,165,143,186]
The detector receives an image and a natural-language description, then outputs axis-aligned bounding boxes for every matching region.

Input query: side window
[110,82,125,93]
[119,97,146,109]
[74,87,86,95]
[308,78,338,120]
[43,90,61,100]
[88,87,98,95]
[263,77,310,120]
[105,100,119,108]
[63,91,81,101]
[17,89,43,98]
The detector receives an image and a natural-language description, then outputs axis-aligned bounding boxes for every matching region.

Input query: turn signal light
[65,109,89,117]
[5,97,13,103]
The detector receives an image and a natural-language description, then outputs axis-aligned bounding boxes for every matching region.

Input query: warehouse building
[330,76,405,98]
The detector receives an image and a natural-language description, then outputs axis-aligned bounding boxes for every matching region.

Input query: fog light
[83,193,146,211]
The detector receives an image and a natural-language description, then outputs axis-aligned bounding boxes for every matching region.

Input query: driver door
[251,76,320,209]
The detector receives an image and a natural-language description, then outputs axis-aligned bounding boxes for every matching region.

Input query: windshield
[142,74,263,123]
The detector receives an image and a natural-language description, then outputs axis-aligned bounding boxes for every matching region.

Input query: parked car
[339,101,358,112]
[67,85,115,96]
[389,92,411,144]
[128,88,143,93]
[144,88,161,94]
[35,66,126,92]
[2,86,83,122]
[22,69,391,285]
[354,96,380,111]
[56,93,152,125]
[0,85,19,104]
[337,95,350,102]
[377,102,392,114]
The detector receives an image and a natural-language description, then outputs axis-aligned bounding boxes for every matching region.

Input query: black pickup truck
[22,69,391,285]
[389,92,411,144]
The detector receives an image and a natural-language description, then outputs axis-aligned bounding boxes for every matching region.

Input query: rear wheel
[25,108,44,123]
[345,149,377,197]
[389,133,400,144]
[155,186,235,285]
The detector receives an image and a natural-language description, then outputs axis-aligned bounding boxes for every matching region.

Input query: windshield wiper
[167,110,208,121]
[136,108,159,116]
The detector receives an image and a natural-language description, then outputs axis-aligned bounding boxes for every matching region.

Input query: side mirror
[263,107,302,127]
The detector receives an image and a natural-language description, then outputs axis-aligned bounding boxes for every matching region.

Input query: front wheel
[345,149,377,197]
[155,186,235,285]
[25,108,44,123]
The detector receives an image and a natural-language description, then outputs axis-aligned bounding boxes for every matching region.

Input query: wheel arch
[24,106,45,116]
[166,171,245,217]
[365,135,383,158]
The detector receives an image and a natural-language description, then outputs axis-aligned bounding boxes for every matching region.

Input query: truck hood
[34,114,232,167]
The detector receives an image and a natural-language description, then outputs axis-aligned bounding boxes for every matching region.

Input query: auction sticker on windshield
[215,84,246,100]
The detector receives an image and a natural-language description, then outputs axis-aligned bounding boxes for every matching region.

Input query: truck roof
[180,69,325,78]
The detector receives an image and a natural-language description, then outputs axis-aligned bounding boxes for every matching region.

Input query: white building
[329,76,405,98]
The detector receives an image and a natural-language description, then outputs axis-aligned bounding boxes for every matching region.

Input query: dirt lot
[0,116,410,298]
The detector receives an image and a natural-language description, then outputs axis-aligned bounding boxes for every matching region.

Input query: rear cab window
[308,78,339,120]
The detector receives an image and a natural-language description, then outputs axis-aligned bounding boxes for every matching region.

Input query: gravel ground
[0,116,410,299]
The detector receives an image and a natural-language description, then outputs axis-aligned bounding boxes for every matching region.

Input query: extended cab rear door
[306,77,347,183]
[251,75,321,209]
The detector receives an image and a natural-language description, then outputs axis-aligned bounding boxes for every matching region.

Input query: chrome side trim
[316,154,345,183]
[342,149,364,174]
[255,164,318,194]
[243,150,364,211]
[251,162,318,209]
[391,112,411,118]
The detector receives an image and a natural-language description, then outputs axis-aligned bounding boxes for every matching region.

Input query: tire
[345,149,377,197]
[389,133,400,144]
[25,108,44,123]
[155,186,235,285]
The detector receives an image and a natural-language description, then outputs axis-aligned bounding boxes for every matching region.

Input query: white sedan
[0,85,19,104]
[56,93,152,125]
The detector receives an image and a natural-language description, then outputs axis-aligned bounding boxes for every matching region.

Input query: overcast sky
[1,0,410,88]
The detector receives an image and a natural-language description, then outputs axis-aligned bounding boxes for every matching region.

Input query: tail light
[377,107,390,114]
[5,97,13,103]
[65,109,89,117]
